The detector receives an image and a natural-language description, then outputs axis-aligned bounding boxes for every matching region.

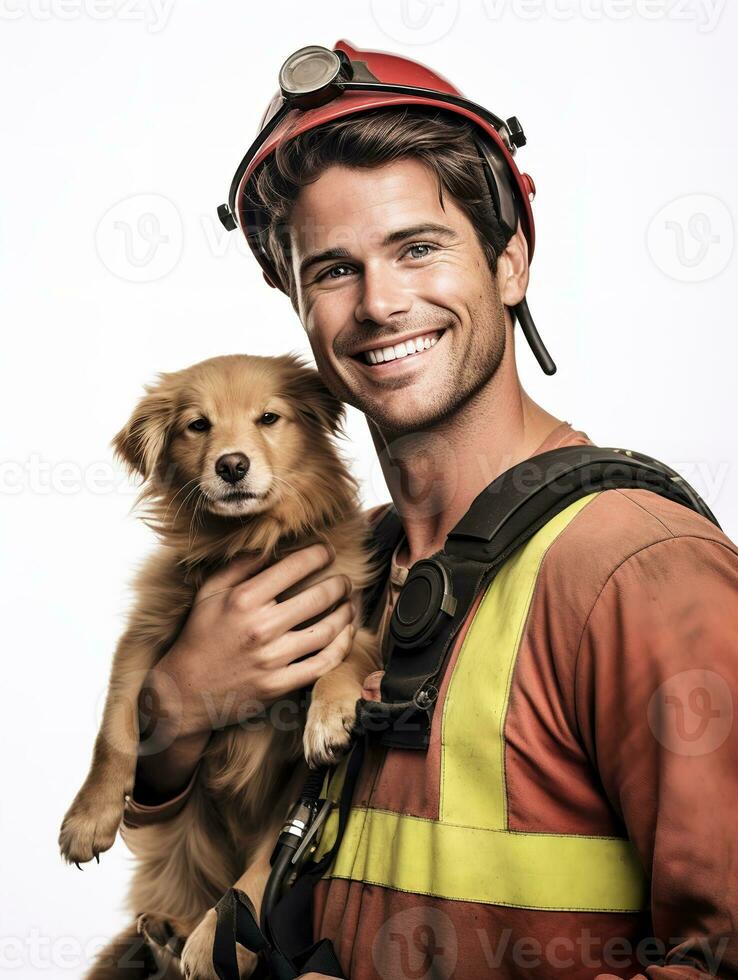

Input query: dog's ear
[112,377,176,479]
[281,356,346,435]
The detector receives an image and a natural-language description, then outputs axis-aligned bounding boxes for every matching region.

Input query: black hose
[512,298,557,376]
[300,765,328,803]
[261,845,293,945]
[260,765,329,948]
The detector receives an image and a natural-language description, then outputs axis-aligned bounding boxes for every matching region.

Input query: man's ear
[280,354,346,435]
[112,378,176,479]
[497,221,530,308]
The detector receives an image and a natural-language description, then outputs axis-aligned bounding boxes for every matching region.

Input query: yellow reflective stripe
[440,492,601,829]
[315,492,649,912]
[328,807,648,913]
[324,752,349,805]
[315,807,339,864]
[313,751,350,861]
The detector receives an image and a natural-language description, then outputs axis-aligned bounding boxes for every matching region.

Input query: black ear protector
[473,135,557,376]
[217,44,557,376]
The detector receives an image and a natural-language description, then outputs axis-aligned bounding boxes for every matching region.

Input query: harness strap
[360,445,721,749]
[212,886,344,979]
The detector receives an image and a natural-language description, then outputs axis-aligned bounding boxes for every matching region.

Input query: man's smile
[347,328,447,376]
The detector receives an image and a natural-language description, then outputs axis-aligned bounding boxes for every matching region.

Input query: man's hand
[148,542,356,740]
[133,544,355,802]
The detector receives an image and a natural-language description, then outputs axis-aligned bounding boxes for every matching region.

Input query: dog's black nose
[215,453,250,485]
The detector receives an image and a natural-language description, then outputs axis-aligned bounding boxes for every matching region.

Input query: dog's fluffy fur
[58,354,380,978]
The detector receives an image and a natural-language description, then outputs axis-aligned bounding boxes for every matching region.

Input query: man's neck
[369,359,563,568]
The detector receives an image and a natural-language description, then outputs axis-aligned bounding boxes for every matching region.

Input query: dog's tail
[83,922,179,980]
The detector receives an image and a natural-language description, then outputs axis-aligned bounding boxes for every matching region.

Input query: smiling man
[285,150,559,524]
[289,161,510,437]
[292,169,524,453]
[119,41,738,980]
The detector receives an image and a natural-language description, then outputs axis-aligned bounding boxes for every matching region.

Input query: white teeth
[362,331,442,364]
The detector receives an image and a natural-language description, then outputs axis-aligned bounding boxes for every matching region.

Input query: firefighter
[126,41,738,979]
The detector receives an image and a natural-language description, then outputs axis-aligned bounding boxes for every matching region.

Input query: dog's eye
[188,418,211,432]
[259,412,280,426]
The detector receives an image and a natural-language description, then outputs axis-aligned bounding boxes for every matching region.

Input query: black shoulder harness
[358,444,719,750]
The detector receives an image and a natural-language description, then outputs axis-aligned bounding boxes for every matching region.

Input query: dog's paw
[58,787,124,866]
[137,912,184,955]
[180,909,257,980]
[303,696,357,768]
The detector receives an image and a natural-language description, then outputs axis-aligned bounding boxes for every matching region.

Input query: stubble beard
[317,293,508,438]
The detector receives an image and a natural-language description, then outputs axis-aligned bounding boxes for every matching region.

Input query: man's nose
[354,261,412,326]
[215,452,250,485]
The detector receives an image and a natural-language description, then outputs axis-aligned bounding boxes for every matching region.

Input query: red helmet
[217,41,555,375]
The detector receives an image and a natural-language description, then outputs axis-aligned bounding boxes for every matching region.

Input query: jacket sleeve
[122,762,201,830]
[574,533,738,979]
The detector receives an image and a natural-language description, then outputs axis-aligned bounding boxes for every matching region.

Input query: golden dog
[59,353,380,978]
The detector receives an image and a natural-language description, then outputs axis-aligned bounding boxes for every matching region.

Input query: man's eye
[188,418,211,432]
[259,412,280,425]
[319,264,353,282]
[405,243,436,259]
[313,246,434,283]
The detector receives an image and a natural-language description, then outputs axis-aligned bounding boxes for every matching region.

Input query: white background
[1,0,737,974]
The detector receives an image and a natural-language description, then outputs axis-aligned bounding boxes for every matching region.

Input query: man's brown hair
[246,107,516,306]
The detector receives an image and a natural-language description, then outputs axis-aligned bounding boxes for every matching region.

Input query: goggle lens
[279,45,342,99]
